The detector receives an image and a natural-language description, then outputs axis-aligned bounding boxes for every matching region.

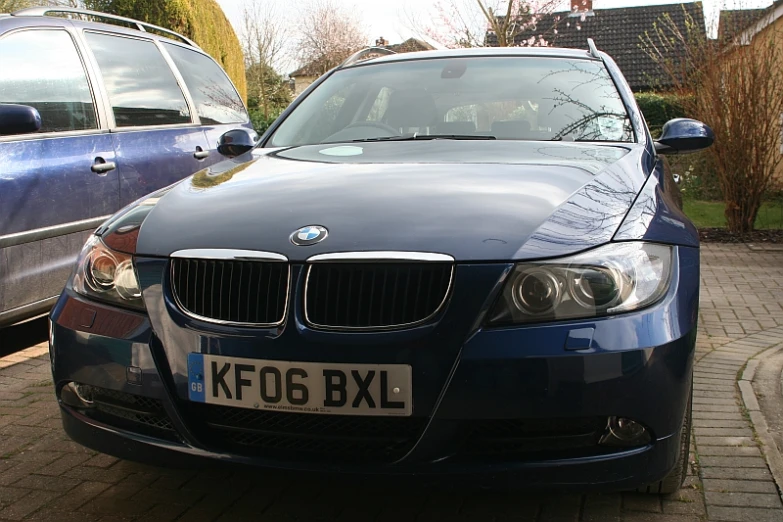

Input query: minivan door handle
[91,157,116,175]
[194,147,210,160]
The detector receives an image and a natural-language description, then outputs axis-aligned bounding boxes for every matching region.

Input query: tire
[637,388,692,495]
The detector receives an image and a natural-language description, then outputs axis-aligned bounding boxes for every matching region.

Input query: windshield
[269,56,635,147]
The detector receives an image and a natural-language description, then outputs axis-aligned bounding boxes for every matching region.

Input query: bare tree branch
[241,0,290,118]
[296,0,367,75]
[407,0,561,49]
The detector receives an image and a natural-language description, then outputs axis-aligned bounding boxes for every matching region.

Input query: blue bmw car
[49,42,712,493]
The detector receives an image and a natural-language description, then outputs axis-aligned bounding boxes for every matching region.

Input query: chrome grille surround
[303,251,455,331]
[170,249,290,327]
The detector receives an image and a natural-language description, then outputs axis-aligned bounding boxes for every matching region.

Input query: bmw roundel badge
[290,225,328,246]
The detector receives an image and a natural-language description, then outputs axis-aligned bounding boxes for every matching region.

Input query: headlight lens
[72,236,145,310]
[487,242,673,325]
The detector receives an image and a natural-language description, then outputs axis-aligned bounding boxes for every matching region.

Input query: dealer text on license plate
[187,353,412,416]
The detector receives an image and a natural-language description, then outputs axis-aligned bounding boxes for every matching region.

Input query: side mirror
[654,118,714,155]
[0,104,41,136]
[217,129,256,158]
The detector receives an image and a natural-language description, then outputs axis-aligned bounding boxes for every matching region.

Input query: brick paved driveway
[1,244,782,521]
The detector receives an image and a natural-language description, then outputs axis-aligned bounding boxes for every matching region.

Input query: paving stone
[692,419,749,428]
[47,482,112,512]
[660,487,705,516]
[582,494,621,522]
[621,514,701,522]
[700,467,772,480]
[691,397,739,406]
[698,456,769,468]
[701,479,780,494]
[704,491,783,508]
[620,493,661,513]
[692,411,744,420]
[707,506,783,522]
[696,446,761,456]
[696,436,757,447]
[0,490,61,521]
[536,494,581,522]
[25,510,100,521]
[12,474,81,492]
[693,427,754,437]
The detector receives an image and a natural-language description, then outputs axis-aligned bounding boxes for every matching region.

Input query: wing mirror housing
[0,104,41,136]
[654,118,714,155]
[217,129,257,158]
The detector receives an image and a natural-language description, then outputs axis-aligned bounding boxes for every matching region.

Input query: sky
[216,0,773,73]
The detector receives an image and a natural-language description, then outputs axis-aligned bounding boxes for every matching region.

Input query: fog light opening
[61,382,95,408]
[600,416,651,447]
[74,383,95,404]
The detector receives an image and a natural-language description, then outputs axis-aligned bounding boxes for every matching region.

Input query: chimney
[568,0,595,20]
[570,0,594,16]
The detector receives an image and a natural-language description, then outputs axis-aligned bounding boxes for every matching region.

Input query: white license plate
[187,353,412,416]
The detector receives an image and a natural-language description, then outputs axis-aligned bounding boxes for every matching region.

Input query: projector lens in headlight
[487,242,673,325]
[72,236,144,311]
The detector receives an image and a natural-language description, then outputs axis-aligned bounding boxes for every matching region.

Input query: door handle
[194,147,210,160]
[91,158,116,174]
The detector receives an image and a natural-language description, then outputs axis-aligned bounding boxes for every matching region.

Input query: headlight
[72,236,145,311]
[487,242,673,325]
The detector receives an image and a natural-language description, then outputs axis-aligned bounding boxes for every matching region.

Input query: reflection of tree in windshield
[539,62,634,142]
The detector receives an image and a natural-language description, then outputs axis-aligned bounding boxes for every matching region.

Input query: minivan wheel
[637,388,692,495]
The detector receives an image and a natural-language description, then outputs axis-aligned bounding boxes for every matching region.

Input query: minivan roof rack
[339,47,396,68]
[12,6,200,49]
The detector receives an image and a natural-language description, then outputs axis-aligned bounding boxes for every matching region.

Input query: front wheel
[638,388,692,495]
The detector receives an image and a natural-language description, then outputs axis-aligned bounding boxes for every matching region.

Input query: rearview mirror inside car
[655,118,714,155]
[0,104,41,136]
[217,129,256,158]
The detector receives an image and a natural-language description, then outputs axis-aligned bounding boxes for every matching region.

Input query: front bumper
[49,246,698,490]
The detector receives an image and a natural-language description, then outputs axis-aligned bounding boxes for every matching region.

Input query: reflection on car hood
[135,141,648,262]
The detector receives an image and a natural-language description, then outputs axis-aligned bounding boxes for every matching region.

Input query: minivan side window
[85,32,191,127]
[0,30,97,133]
[163,43,247,125]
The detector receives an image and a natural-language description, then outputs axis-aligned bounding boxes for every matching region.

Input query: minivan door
[161,41,255,166]
[0,28,118,325]
[82,32,211,206]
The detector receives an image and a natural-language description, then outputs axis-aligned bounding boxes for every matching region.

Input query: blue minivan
[0,7,255,328]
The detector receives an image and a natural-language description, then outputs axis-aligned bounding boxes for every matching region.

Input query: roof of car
[345,46,598,69]
[6,7,199,48]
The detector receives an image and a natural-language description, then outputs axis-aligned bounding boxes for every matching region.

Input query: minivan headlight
[72,236,145,310]
[487,242,672,325]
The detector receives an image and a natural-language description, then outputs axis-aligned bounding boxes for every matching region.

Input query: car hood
[135,141,649,262]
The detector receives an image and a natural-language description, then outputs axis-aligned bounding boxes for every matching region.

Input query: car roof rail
[11,6,200,49]
[587,38,600,59]
[339,47,396,68]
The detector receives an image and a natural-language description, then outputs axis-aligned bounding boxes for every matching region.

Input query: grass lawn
[683,200,783,229]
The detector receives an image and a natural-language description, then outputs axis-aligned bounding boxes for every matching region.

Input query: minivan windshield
[269,56,635,147]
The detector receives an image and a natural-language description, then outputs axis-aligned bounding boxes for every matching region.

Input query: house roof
[384,38,434,54]
[289,62,321,78]
[736,0,783,44]
[718,8,767,41]
[488,2,706,92]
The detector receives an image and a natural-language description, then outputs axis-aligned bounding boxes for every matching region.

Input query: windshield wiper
[351,134,496,142]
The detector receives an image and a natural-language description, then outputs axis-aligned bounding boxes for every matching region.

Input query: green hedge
[249,107,284,135]
[634,92,689,137]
